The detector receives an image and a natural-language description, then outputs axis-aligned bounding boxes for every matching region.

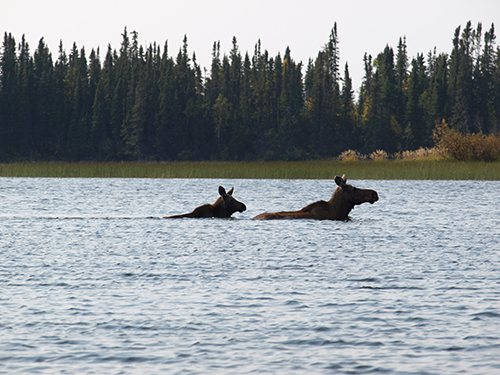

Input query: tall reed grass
[1,160,499,180]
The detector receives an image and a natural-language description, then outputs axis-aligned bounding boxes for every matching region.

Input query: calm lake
[1,177,499,374]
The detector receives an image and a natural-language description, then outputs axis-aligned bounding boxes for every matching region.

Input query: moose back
[164,186,247,219]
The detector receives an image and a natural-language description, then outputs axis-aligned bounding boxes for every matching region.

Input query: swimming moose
[252,175,378,220]
[164,186,247,219]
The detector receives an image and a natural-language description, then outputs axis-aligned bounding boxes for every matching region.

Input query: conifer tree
[425,50,448,125]
[17,35,35,158]
[304,25,342,157]
[478,23,497,133]
[405,54,428,147]
[238,52,253,159]
[357,53,374,143]
[277,47,304,159]
[395,36,409,126]
[0,33,18,158]
[33,37,56,157]
[90,46,110,158]
[339,62,357,151]
[449,22,474,133]
[251,46,273,158]
[363,45,401,152]
[154,41,176,159]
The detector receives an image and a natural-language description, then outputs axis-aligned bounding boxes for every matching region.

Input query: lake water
[1,177,499,374]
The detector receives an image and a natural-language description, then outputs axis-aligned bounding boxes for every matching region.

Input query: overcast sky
[2,0,499,90]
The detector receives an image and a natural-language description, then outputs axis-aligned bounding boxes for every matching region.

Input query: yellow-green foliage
[338,150,367,162]
[433,120,500,161]
[369,150,389,161]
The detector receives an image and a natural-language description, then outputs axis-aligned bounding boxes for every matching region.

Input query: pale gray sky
[2,0,499,90]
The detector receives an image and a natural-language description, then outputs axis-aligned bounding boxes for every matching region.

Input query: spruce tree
[278,47,305,159]
[0,33,18,159]
[17,35,35,158]
[424,50,448,140]
[395,37,409,127]
[339,62,357,151]
[33,37,55,157]
[404,54,428,148]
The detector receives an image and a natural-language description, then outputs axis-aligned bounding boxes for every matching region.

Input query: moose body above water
[164,186,247,219]
[252,175,378,220]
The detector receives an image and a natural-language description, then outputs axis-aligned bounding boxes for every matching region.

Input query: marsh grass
[1,160,499,180]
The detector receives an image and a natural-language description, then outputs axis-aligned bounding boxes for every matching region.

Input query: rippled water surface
[1,177,499,374]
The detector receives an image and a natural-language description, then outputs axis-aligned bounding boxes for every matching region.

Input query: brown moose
[164,186,247,218]
[252,175,378,220]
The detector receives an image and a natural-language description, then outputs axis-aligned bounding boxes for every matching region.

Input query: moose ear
[219,186,227,196]
[227,187,234,196]
[335,175,344,186]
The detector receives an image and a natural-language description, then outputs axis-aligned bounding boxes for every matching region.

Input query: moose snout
[369,191,379,204]
[239,204,247,212]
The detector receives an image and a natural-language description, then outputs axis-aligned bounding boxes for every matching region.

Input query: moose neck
[328,187,355,220]
[212,199,233,218]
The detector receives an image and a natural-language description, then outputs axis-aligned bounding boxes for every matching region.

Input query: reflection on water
[1,178,499,374]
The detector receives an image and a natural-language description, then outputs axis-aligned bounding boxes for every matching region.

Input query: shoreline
[1,160,499,180]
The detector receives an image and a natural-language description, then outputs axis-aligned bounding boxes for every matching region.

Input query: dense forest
[1,21,499,161]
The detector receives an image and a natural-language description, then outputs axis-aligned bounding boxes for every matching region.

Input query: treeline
[1,21,499,161]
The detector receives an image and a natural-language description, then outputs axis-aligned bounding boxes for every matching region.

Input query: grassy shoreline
[1,160,499,180]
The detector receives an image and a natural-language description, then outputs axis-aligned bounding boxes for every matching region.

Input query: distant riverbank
[1,160,499,180]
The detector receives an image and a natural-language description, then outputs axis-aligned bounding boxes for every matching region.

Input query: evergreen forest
[1,21,499,162]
